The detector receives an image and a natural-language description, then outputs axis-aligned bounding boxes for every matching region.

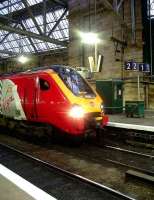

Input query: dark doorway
[142,0,154,76]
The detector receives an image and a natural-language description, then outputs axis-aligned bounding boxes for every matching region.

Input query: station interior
[0,1,153,200]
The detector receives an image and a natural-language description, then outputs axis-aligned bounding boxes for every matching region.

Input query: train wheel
[43,125,54,142]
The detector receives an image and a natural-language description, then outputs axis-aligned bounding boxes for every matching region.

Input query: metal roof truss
[0,0,68,58]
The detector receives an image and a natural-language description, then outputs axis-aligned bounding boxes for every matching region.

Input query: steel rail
[91,144,154,176]
[104,158,154,176]
[104,145,154,159]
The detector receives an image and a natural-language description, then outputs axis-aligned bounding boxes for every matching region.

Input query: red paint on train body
[0,66,108,138]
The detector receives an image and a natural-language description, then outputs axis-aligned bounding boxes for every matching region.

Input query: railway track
[84,134,154,176]
[104,126,154,145]
[0,142,135,200]
[104,145,154,159]
[0,125,153,177]
[0,127,153,177]
[91,143,154,176]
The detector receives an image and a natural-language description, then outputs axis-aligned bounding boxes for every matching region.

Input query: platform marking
[107,122,154,132]
[0,164,57,200]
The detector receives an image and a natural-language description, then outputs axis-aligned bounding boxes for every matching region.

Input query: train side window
[39,78,50,91]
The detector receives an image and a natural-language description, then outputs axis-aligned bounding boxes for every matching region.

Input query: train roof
[0,65,75,78]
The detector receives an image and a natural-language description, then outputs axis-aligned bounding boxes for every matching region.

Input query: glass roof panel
[2,42,11,49]
[0,4,68,58]
[46,22,56,32]
[46,12,56,23]
[150,0,154,17]
[35,15,43,25]
[149,0,154,17]
[0,0,43,15]
[0,53,10,58]
[23,18,35,28]
[0,46,5,50]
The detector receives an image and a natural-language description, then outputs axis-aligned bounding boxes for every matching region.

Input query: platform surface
[0,164,56,200]
[0,174,36,200]
[107,110,154,131]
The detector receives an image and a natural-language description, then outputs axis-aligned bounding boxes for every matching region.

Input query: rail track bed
[104,126,154,147]
[97,145,154,175]
[0,143,135,200]
[0,130,153,200]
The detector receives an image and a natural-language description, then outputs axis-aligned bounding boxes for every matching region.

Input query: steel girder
[0,0,68,47]
[0,23,68,46]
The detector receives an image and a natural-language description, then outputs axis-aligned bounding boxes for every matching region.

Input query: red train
[0,65,108,142]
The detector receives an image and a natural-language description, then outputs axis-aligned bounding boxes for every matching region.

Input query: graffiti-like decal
[0,79,26,120]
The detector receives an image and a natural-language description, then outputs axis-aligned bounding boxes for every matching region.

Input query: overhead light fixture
[18,55,29,64]
[79,32,100,44]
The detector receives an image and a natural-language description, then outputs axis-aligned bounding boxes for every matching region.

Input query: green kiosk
[96,80,123,114]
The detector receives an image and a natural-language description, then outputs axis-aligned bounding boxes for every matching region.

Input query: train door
[36,74,53,120]
[24,77,37,120]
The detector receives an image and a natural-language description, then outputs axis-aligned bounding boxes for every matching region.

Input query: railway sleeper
[104,127,154,145]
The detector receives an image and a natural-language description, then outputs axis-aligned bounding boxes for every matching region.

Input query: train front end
[50,65,108,139]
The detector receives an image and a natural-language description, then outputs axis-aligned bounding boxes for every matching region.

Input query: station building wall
[0,52,68,73]
[68,0,154,109]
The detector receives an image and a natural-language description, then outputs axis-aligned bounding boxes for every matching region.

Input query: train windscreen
[55,67,96,98]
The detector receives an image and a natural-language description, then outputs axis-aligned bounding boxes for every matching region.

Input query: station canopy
[0,0,68,58]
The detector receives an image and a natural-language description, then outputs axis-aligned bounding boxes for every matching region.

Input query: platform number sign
[125,62,131,70]
[139,63,144,71]
[132,62,138,71]
[125,61,150,73]
[139,63,150,72]
[125,61,138,71]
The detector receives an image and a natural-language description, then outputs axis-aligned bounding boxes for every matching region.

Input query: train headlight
[100,104,104,111]
[69,105,85,118]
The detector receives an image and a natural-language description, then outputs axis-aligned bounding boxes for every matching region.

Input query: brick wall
[149,84,154,108]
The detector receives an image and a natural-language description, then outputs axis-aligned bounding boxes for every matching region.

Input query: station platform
[107,110,154,132]
[0,164,56,200]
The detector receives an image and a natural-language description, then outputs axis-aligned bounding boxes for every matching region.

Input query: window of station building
[39,78,50,91]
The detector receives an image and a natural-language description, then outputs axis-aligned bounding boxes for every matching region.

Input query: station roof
[150,0,154,17]
[0,0,68,59]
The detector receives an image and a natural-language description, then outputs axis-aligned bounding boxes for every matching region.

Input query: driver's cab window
[39,78,50,91]
[58,67,95,97]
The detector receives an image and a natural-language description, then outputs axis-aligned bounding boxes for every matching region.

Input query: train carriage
[0,65,108,142]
